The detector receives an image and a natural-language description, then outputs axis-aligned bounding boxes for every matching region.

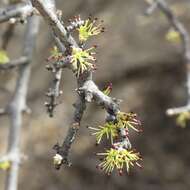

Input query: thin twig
[146,0,190,116]
[0,2,34,23]
[31,0,88,165]
[166,105,190,115]
[4,16,39,190]
[0,56,28,70]
[44,35,67,117]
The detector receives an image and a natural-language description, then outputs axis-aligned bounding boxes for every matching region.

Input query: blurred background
[0,0,190,189]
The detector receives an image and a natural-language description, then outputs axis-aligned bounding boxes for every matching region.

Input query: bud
[53,154,63,166]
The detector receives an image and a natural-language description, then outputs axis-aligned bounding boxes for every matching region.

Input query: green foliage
[0,50,10,64]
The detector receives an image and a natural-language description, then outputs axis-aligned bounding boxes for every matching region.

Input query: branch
[79,81,132,150]
[146,0,190,115]
[53,94,86,167]
[31,0,88,166]
[0,152,20,164]
[166,105,190,116]
[31,0,128,169]
[4,16,40,190]
[31,0,78,48]
[0,56,28,70]
[157,0,190,60]
[78,80,120,115]
[0,2,34,23]
[44,36,69,117]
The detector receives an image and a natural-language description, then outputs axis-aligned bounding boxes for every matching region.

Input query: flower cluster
[116,112,142,132]
[47,16,103,78]
[97,148,142,175]
[67,15,104,43]
[77,17,104,43]
[47,46,97,77]
[70,46,96,77]
[89,112,142,145]
[88,122,118,145]
[68,16,104,76]
[89,110,142,175]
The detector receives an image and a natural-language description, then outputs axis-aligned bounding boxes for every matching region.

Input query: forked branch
[146,0,190,116]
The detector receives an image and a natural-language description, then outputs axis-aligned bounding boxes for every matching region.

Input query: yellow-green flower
[71,47,96,77]
[77,18,104,42]
[97,148,142,174]
[88,122,118,144]
[116,112,142,132]
[88,112,142,144]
